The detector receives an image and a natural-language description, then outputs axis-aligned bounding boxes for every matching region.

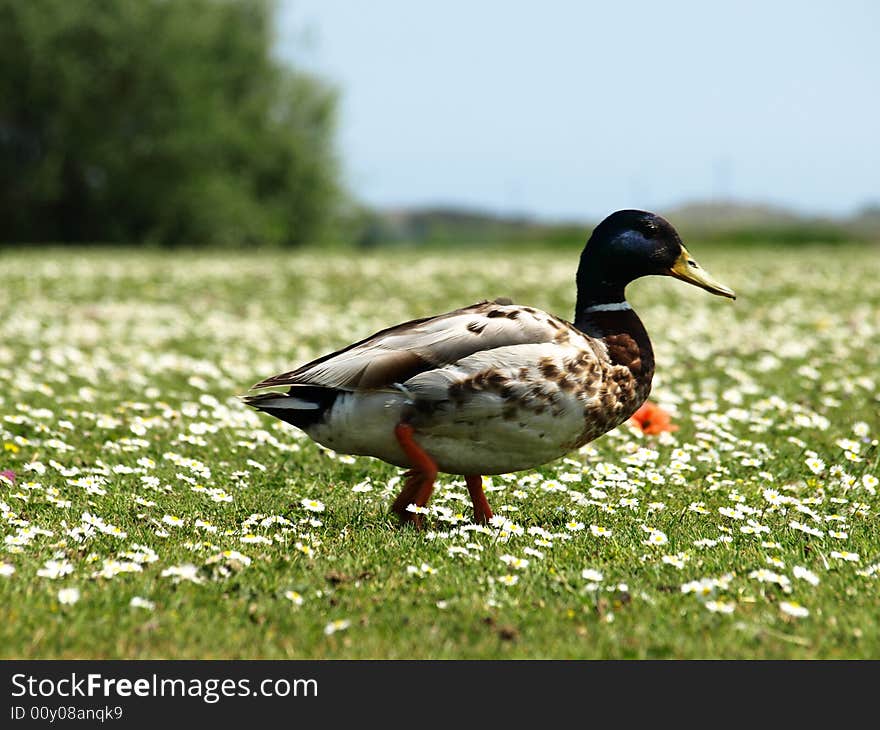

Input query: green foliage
[681,224,859,248]
[349,208,878,251]
[0,0,341,246]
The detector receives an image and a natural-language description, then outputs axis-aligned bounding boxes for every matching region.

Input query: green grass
[0,242,878,658]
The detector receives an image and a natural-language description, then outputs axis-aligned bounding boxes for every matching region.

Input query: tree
[0,0,341,246]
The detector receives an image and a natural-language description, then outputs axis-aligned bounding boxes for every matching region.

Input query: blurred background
[1,0,878,249]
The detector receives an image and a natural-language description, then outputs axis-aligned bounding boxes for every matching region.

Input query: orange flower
[630,401,678,435]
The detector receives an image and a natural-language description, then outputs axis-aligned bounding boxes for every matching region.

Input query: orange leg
[465,474,493,524]
[390,423,438,526]
[391,470,427,528]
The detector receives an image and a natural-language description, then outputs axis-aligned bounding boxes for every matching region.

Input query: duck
[244,209,734,526]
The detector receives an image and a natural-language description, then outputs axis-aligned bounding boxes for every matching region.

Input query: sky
[277,1,879,221]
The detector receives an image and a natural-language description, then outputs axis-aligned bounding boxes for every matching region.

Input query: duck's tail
[241,386,339,429]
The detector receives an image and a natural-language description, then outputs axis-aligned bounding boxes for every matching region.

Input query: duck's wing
[251,300,570,391]
[402,339,602,407]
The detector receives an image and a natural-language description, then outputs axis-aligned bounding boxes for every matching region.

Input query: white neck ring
[581,301,632,313]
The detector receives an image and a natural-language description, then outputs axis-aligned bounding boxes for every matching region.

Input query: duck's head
[576,209,735,307]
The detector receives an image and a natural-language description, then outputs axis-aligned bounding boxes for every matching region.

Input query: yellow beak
[668,246,736,299]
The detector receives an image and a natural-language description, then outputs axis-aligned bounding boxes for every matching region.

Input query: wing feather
[251,301,565,391]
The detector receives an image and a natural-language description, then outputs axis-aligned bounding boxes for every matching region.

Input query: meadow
[0,242,878,659]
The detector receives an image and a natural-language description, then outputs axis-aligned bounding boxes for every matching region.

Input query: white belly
[305,389,588,475]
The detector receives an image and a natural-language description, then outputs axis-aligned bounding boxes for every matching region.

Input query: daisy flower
[704,599,735,614]
[160,564,203,584]
[780,601,809,618]
[57,587,80,605]
[37,560,74,580]
[499,555,530,570]
[681,579,715,597]
[748,569,792,591]
[324,619,351,635]
[240,534,271,545]
[406,563,437,577]
[793,566,820,586]
[830,551,860,563]
[643,530,668,547]
[789,521,824,538]
[662,554,687,569]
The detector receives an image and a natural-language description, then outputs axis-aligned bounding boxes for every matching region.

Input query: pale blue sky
[277,1,879,221]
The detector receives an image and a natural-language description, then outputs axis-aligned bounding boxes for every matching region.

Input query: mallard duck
[244,210,734,525]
